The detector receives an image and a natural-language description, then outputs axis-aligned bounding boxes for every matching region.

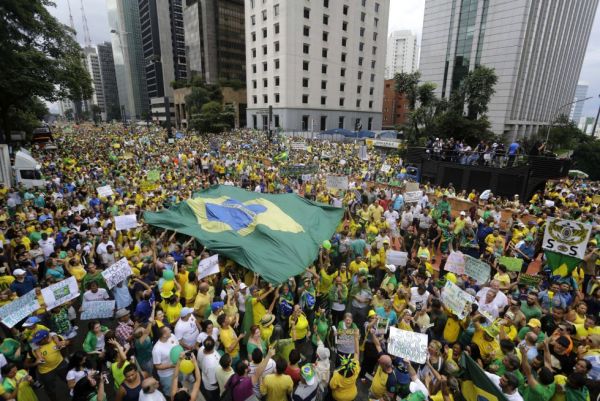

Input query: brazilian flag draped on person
[544,251,582,277]
[144,185,344,284]
[459,354,508,401]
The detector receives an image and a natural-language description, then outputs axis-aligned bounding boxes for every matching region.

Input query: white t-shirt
[196,329,220,348]
[83,288,110,302]
[0,354,6,381]
[39,238,56,258]
[139,389,167,401]
[476,287,508,310]
[384,210,399,229]
[410,287,430,311]
[152,334,179,378]
[174,316,200,348]
[66,369,88,395]
[197,348,221,390]
[485,372,524,401]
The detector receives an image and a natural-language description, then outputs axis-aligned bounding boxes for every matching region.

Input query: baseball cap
[32,330,50,344]
[22,316,41,327]
[13,269,26,276]
[211,301,224,312]
[239,283,248,290]
[460,211,466,216]
[300,365,316,386]
[368,310,377,318]
[180,307,194,317]
[386,264,396,273]
[527,318,541,328]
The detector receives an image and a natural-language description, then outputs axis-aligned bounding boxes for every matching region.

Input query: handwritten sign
[380,164,391,173]
[388,327,428,364]
[386,250,408,267]
[441,280,475,319]
[41,276,79,310]
[147,170,160,182]
[326,175,349,190]
[114,214,138,231]
[542,218,591,260]
[445,251,465,275]
[519,274,542,287]
[81,300,115,320]
[198,254,220,279]
[0,290,40,328]
[101,258,132,289]
[498,256,523,272]
[97,185,114,198]
[464,255,491,284]
[404,191,423,204]
[358,145,368,161]
[405,182,420,192]
[291,142,308,151]
[140,180,159,192]
[337,328,357,353]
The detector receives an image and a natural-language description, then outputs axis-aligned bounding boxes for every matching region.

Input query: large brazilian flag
[144,185,344,284]
[459,354,508,401]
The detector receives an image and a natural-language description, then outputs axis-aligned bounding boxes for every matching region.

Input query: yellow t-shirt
[318,269,336,295]
[220,326,239,358]
[349,261,368,276]
[290,313,309,340]
[329,358,360,401]
[252,297,267,325]
[472,329,501,360]
[37,341,64,374]
[162,301,182,324]
[370,365,389,399]
[193,292,212,316]
[443,316,461,343]
[0,275,15,292]
[574,324,600,340]
[260,373,293,401]
[494,272,511,288]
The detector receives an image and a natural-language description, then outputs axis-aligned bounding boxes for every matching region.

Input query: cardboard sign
[386,250,408,267]
[115,214,138,231]
[81,300,115,320]
[101,258,132,289]
[441,280,475,319]
[326,175,349,190]
[542,217,591,260]
[445,251,465,275]
[404,191,423,204]
[519,273,542,287]
[198,254,220,279]
[0,290,40,328]
[41,276,79,310]
[464,255,491,284]
[498,256,523,272]
[388,327,428,364]
[97,185,114,198]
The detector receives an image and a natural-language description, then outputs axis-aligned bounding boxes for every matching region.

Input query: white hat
[386,264,396,273]
[13,269,26,276]
[460,211,466,216]
[239,283,248,290]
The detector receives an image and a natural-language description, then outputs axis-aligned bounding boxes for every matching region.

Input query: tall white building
[570,84,589,124]
[84,46,106,117]
[420,0,598,139]
[245,0,390,132]
[385,30,418,79]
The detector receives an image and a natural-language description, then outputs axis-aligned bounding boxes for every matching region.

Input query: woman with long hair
[66,351,90,396]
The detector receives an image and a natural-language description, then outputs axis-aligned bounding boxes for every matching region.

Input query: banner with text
[388,327,428,364]
[101,258,132,289]
[41,276,79,310]
[386,250,408,267]
[198,254,220,279]
[445,251,466,275]
[81,300,115,320]
[404,191,423,204]
[464,255,491,284]
[542,218,592,260]
[97,185,114,198]
[0,290,40,328]
[441,280,475,319]
[326,175,349,190]
[115,214,138,231]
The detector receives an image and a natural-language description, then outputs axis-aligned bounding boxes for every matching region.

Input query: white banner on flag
[388,327,428,364]
[386,250,408,267]
[326,175,349,190]
[101,257,132,289]
[441,280,475,319]
[404,191,423,203]
[41,276,80,310]
[114,214,138,231]
[542,217,591,260]
[97,185,114,197]
[198,254,220,279]
[445,251,465,275]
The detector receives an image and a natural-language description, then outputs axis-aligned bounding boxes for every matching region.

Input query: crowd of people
[0,123,598,401]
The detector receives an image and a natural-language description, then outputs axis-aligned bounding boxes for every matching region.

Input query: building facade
[106,0,149,120]
[83,46,105,118]
[385,30,418,79]
[245,0,389,132]
[97,42,121,121]
[570,84,589,124]
[184,0,246,84]
[419,0,599,139]
[382,79,409,129]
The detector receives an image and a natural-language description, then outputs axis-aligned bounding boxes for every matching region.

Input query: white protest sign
[291,142,308,151]
[380,164,391,173]
[358,145,368,161]
[301,174,312,182]
[464,255,491,284]
[336,327,358,353]
[388,327,428,364]
[114,214,138,231]
[97,185,114,198]
[326,175,349,190]
[386,250,408,267]
[198,254,220,279]
[441,280,475,319]
[81,300,115,320]
[41,276,79,310]
[542,217,592,260]
[405,182,420,192]
[445,251,465,275]
[544,200,555,207]
[101,257,132,289]
[0,290,40,328]
[404,191,423,203]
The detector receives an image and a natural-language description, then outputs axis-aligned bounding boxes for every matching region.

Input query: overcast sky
[48,0,599,117]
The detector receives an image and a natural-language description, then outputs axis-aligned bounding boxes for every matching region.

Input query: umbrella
[568,170,589,178]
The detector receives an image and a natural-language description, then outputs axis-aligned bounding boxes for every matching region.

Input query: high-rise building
[245,0,389,132]
[97,42,121,121]
[106,0,149,120]
[83,46,105,118]
[139,0,187,124]
[385,30,418,79]
[420,0,599,138]
[184,0,246,84]
[570,84,589,124]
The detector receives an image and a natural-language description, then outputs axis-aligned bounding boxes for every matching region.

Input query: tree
[189,101,235,133]
[395,71,421,110]
[541,114,591,151]
[459,66,498,119]
[0,0,92,139]
[572,139,600,180]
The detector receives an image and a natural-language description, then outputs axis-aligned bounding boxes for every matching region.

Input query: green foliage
[394,71,421,110]
[218,79,246,91]
[189,101,234,133]
[459,66,498,119]
[572,139,600,180]
[540,114,591,151]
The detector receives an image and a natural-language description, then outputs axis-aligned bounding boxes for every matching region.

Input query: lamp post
[591,94,600,138]
[546,96,594,143]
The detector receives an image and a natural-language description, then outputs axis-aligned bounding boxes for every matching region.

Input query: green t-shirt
[521,382,555,401]
[517,326,546,343]
[520,303,542,321]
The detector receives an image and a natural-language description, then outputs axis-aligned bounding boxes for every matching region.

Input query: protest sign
[358,145,368,161]
[404,191,423,204]
[101,258,132,289]
[198,254,220,279]
[41,276,79,310]
[519,273,542,287]
[375,317,389,336]
[140,180,159,192]
[386,250,408,267]
[405,182,419,192]
[81,300,115,320]
[147,170,160,182]
[337,328,358,351]
[301,174,312,182]
[441,280,475,319]
[445,251,465,275]
[97,185,114,198]
[498,256,523,272]
[291,142,308,151]
[380,164,391,173]
[542,217,592,260]
[0,290,40,328]
[115,214,138,231]
[388,327,428,364]
[464,255,491,284]
[544,200,555,207]
[326,175,349,190]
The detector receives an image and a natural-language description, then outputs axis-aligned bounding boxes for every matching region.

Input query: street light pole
[545,96,594,143]
[591,94,600,137]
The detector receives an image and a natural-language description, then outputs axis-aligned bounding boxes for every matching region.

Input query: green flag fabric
[544,250,581,277]
[460,354,508,401]
[144,185,344,284]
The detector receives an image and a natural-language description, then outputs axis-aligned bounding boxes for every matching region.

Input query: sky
[48,0,600,118]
